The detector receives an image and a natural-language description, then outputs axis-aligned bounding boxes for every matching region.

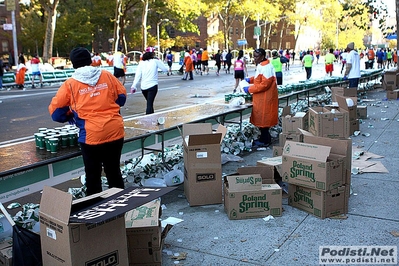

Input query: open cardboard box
[39,186,175,266]
[288,184,349,219]
[224,174,282,220]
[308,106,349,139]
[281,106,309,134]
[181,123,227,206]
[125,199,172,265]
[281,140,346,191]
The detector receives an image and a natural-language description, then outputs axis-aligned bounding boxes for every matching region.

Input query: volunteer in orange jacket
[48,47,127,195]
[242,48,278,148]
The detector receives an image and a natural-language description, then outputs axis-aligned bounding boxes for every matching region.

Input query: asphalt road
[0,70,238,144]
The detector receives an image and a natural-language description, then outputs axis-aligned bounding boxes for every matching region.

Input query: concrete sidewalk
[157,88,399,265]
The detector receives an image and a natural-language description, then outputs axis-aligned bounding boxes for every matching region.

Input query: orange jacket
[247,60,278,128]
[49,69,127,145]
[16,64,27,85]
[184,55,194,72]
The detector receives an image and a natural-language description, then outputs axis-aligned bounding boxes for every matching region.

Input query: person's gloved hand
[243,86,249,94]
[130,87,137,94]
[343,76,348,80]
[244,77,250,83]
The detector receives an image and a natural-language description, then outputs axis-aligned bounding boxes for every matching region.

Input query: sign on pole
[6,0,16,11]
[254,26,261,36]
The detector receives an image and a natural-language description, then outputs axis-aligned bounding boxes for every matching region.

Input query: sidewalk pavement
[3,62,398,265]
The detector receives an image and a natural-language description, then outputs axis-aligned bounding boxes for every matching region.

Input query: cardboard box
[125,199,163,265]
[386,89,399,100]
[224,174,282,220]
[357,105,367,119]
[281,106,308,134]
[335,95,357,121]
[281,141,346,191]
[39,186,174,266]
[383,71,399,90]
[299,129,352,185]
[308,106,349,139]
[288,184,349,219]
[236,166,276,183]
[182,123,227,206]
[331,87,357,101]
[0,238,12,266]
[349,119,359,135]
[279,132,303,147]
[272,146,283,157]
[256,156,283,179]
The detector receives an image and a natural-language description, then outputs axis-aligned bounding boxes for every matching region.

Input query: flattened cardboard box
[308,106,349,139]
[182,123,227,206]
[288,184,349,219]
[224,174,282,220]
[282,141,345,191]
[39,186,175,266]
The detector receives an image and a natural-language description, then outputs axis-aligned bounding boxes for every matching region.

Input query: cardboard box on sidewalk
[288,184,349,219]
[281,106,308,134]
[357,105,367,119]
[182,123,227,206]
[308,106,349,139]
[331,87,357,101]
[279,132,303,147]
[383,70,399,90]
[281,141,346,191]
[335,95,357,121]
[0,238,12,266]
[386,89,399,100]
[272,146,284,157]
[256,156,283,179]
[236,166,276,183]
[125,199,170,265]
[39,186,174,266]
[224,174,282,220]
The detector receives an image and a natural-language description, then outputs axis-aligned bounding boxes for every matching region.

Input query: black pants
[259,127,271,144]
[142,85,158,114]
[305,67,312,79]
[80,138,124,195]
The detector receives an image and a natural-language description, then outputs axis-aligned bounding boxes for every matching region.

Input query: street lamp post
[157,19,169,54]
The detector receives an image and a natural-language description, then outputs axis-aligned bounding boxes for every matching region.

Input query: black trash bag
[12,225,42,266]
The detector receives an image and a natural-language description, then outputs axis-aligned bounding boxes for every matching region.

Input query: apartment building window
[0,17,6,25]
[271,42,277,49]
[229,28,233,35]
[0,0,5,5]
[236,28,239,35]
[2,41,8,52]
[286,29,291,36]
[285,42,291,49]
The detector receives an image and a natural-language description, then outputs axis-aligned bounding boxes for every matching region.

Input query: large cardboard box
[299,129,352,186]
[0,238,12,266]
[224,174,282,220]
[182,123,227,206]
[357,105,367,119]
[383,70,399,90]
[125,199,163,265]
[39,186,174,266]
[282,141,346,191]
[386,89,399,100]
[308,106,349,139]
[331,87,357,101]
[236,166,276,183]
[279,132,303,147]
[335,95,357,121]
[256,156,283,179]
[281,106,308,134]
[288,184,349,219]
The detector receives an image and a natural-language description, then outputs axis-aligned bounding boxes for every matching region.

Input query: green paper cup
[60,133,69,148]
[44,136,53,152]
[49,138,59,153]
[38,127,47,133]
[68,131,78,147]
[34,133,46,149]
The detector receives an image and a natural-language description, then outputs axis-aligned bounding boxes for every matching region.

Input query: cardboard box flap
[40,186,72,223]
[298,129,350,158]
[225,174,262,191]
[215,124,227,141]
[68,186,176,224]
[182,123,212,137]
[237,166,273,181]
[125,199,161,228]
[187,133,222,146]
[283,140,330,162]
[282,106,291,116]
[335,95,357,110]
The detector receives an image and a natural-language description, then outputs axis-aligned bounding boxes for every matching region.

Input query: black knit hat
[70,47,92,69]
